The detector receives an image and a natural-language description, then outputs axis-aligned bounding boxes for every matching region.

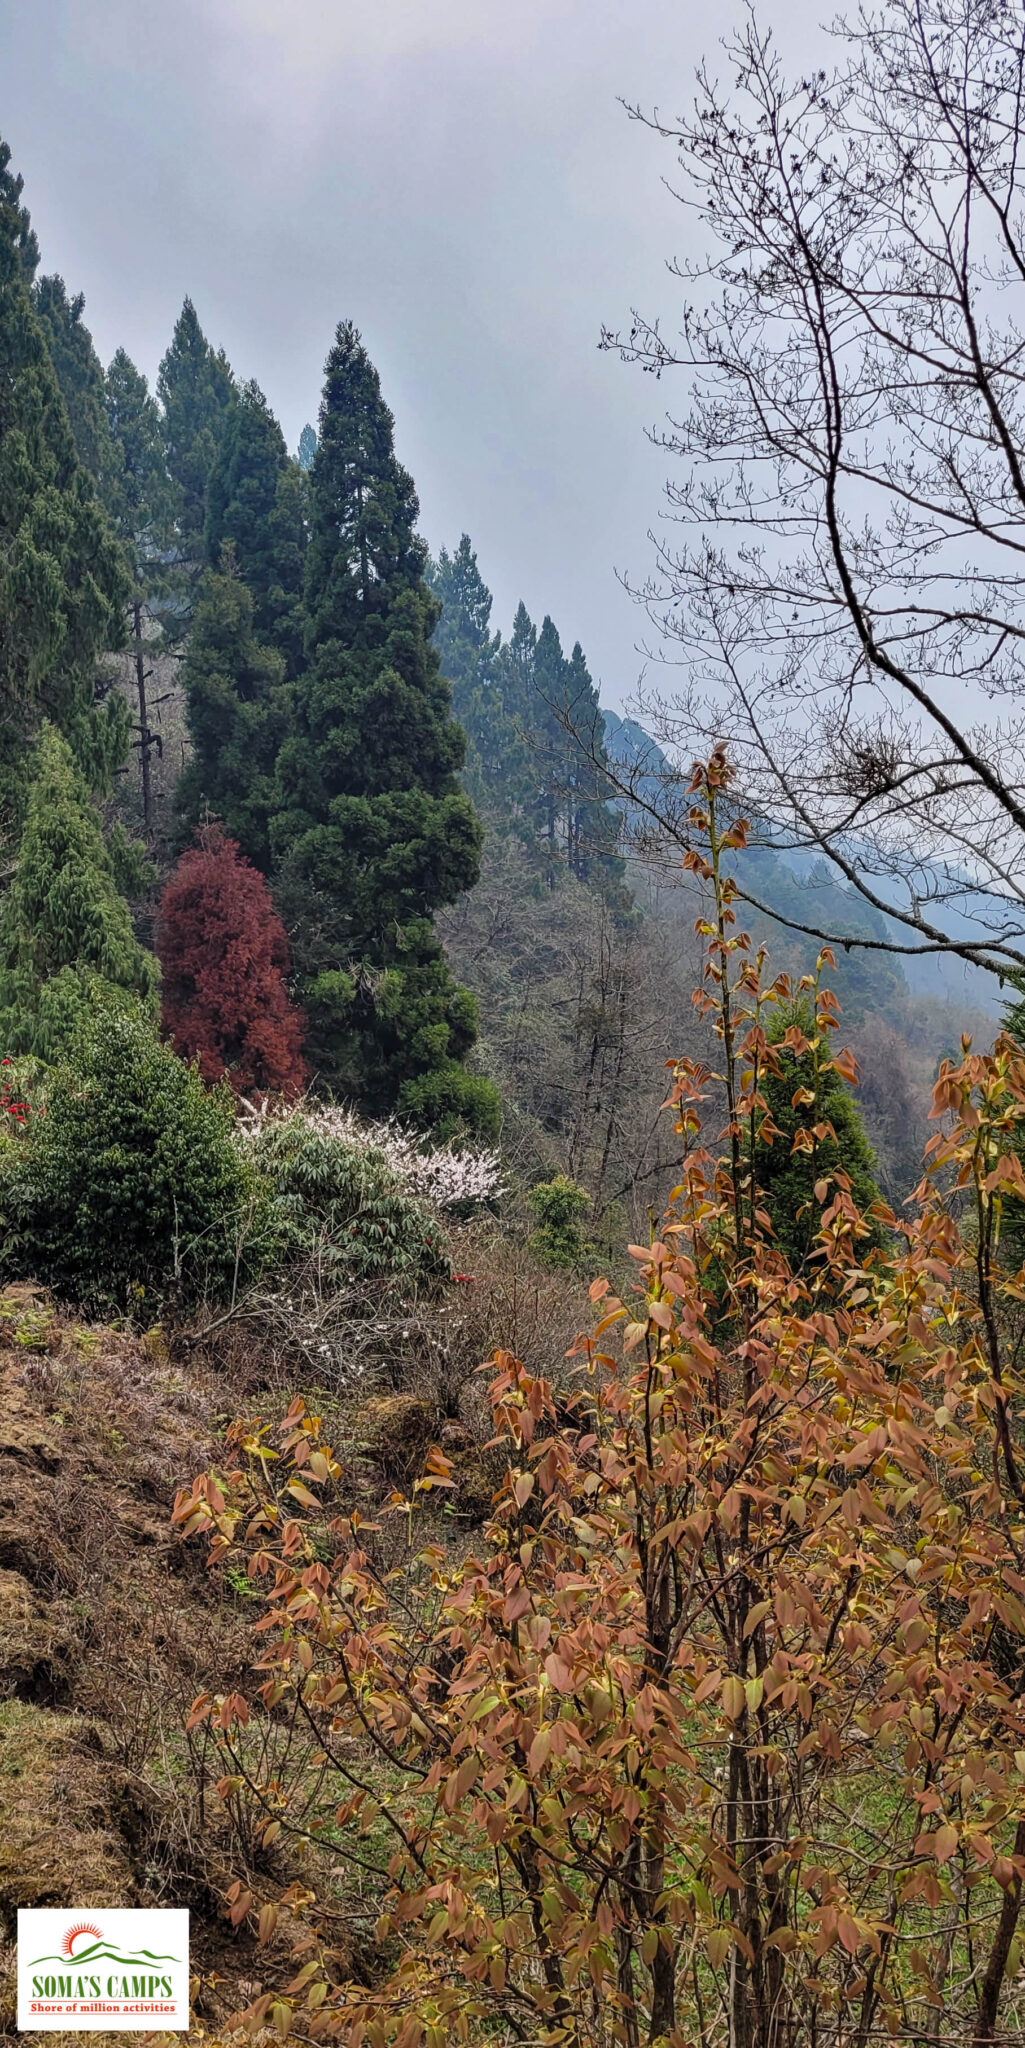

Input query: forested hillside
[9,2,1025,2036]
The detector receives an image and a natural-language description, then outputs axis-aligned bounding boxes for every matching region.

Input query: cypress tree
[157,297,234,563]
[35,276,119,509]
[755,1001,884,1271]
[561,640,624,885]
[105,347,181,834]
[272,320,499,1137]
[428,535,524,809]
[0,138,129,804]
[297,423,317,472]
[533,614,570,879]
[175,555,292,870]
[205,379,305,674]
[0,724,158,1061]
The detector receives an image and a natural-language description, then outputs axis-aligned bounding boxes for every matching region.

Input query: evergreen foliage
[0,1004,268,1308]
[157,296,234,560]
[158,825,306,1099]
[527,1174,591,1269]
[429,540,623,888]
[272,321,499,1137]
[530,613,623,886]
[106,348,178,567]
[297,422,317,472]
[175,558,292,868]
[34,276,118,507]
[0,725,158,1061]
[253,1114,447,1285]
[428,536,526,808]
[205,379,305,673]
[0,138,129,800]
[756,1000,884,1269]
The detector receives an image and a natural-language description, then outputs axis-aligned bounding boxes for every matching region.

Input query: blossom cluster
[235,1094,504,1212]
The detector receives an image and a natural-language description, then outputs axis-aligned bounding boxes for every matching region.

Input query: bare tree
[601,0,1025,982]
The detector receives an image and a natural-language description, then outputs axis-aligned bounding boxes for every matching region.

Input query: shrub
[0,1006,269,1309]
[252,1114,448,1288]
[237,1096,505,1213]
[0,725,158,1062]
[179,760,1025,2048]
[527,1172,591,1268]
[397,1057,503,1145]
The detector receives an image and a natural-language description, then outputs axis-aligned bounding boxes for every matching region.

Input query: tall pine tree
[176,555,292,870]
[0,138,128,805]
[157,297,234,564]
[428,535,526,809]
[204,379,305,674]
[272,321,499,1136]
[0,724,158,1060]
[34,275,119,509]
[105,348,181,834]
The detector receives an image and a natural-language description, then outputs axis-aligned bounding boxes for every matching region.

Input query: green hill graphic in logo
[29,1922,182,1971]
[31,1945,182,1969]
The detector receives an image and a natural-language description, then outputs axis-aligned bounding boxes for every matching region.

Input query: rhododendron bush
[178,759,1025,2048]
[238,1094,504,1214]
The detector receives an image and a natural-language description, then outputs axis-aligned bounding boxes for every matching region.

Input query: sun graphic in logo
[61,1923,102,1958]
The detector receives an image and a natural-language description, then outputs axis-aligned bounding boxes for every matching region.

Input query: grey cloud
[0,0,831,702]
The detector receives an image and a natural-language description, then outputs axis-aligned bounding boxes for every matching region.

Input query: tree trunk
[134,596,153,835]
[973,1820,1025,2045]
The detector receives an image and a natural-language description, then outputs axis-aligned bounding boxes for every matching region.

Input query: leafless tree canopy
[603,0,1025,979]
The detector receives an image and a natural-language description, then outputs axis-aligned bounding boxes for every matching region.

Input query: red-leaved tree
[158,825,306,1099]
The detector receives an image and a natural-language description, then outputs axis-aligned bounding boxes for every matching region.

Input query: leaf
[528,1726,552,1775]
[934,1824,958,1864]
[503,1585,532,1624]
[258,1903,278,1943]
[721,1674,746,1721]
[743,1600,772,1638]
[285,1480,321,1509]
[705,1928,730,1969]
[837,1914,859,1954]
[545,1653,574,1693]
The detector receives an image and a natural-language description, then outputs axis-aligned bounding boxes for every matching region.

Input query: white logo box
[17,1908,190,2032]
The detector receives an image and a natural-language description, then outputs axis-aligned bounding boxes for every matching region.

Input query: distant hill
[600,709,1001,1017]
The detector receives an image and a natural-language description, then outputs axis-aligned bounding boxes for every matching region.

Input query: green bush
[397,1058,503,1146]
[253,1115,449,1288]
[0,1007,270,1309]
[527,1174,591,1270]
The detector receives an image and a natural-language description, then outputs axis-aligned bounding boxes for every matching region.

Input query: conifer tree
[428,535,524,808]
[175,557,292,870]
[0,724,158,1060]
[158,825,306,1098]
[756,1001,884,1270]
[205,379,305,674]
[157,297,234,563]
[105,348,181,834]
[34,276,119,508]
[0,138,129,804]
[561,639,624,883]
[533,613,570,876]
[272,321,499,1136]
[297,423,317,472]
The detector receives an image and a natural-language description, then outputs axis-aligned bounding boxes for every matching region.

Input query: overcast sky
[0,0,828,707]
